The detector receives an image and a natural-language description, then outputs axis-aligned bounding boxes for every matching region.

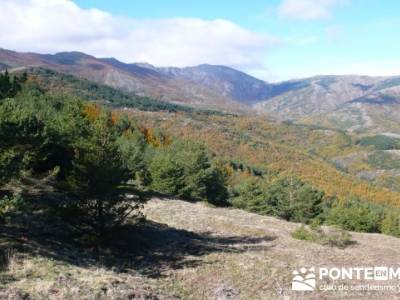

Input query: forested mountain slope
[3,48,400,132]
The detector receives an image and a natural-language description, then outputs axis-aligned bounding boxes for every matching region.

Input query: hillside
[2,51,400,300]
[21,67,228,115]
[125,109,400,208]
[5,67,400,207]
[254,75,400,133]
[3,48,400,134]
[0,49,246,112]
[2,198,400,299]
[148,64,307,105]
[301,100,400,133]
[1,49,283,108]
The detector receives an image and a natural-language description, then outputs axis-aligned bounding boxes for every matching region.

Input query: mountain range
[2,48,400,133]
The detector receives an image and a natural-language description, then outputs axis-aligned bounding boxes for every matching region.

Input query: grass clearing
[1,198,400,299]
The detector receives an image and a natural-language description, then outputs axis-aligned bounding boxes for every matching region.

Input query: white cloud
[278,0,345,20]
[0,0,276,70]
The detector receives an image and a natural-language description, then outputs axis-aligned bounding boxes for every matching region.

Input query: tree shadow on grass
[0,219,276,279]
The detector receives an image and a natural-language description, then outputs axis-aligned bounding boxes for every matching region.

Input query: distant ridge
[2,48,400,132]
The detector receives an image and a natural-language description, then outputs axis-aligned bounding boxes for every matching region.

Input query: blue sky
[2,0,400,81]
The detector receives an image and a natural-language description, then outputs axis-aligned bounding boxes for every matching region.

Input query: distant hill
[148,64,308,105]
[2,48,400,132]
[21,67,228,115]
[254,75,400,133]
[0,48,247,113]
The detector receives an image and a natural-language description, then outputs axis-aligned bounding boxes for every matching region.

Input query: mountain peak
[41,51,95,65]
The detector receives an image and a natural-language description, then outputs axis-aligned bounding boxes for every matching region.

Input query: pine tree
[62,112,148,239]
[0,70,23,100]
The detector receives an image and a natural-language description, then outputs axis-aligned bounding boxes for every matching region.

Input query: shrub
[148,139,228,205]
[381,212,400,237]
[288,182,325,223]
[202,166,229,206]
[324,230,354,249]
[325,198,384,233]
[260,177,324,223]
[292,225,354,249]
[292,225,318,242]
[148,150,185,195]
[230,178,268,210]
[230,176,325,223]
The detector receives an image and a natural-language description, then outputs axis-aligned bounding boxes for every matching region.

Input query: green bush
[287,181,325,223]
[230,178,268,211]
[292,225,354,249]
[381,212,400,237]
[148,150,185,195]
[148,140,228,205]
[325,198,384,233]
[292,225,318,242]
[0,91,88,185]
[202,166,229,206]
[230,177,325,223]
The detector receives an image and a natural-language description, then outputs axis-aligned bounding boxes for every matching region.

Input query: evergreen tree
[148,139,228,204]
[231,178,268,211]
[0,70,25,100]
[326,198,384,232]
[62,112,148,238]
[230,176,324,223]
[265,177,324,223]
[148,150,185,195]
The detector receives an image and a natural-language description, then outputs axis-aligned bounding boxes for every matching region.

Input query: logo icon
[374,267,389,280]
[292,267,316,291]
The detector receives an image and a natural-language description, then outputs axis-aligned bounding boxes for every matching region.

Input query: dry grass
[1,198,400,299]
[144,198,400,299]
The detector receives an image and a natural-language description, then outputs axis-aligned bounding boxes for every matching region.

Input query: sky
[1,0,400,81]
